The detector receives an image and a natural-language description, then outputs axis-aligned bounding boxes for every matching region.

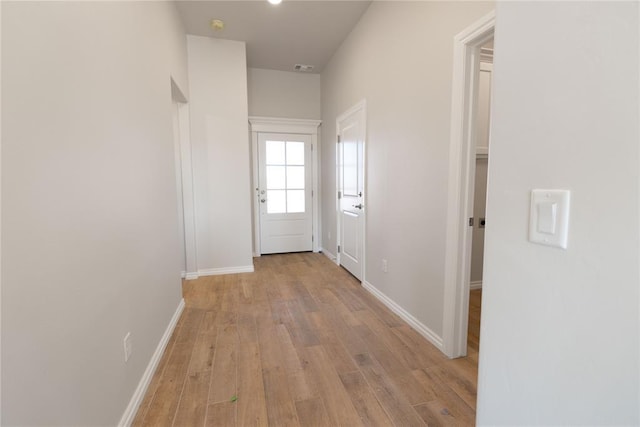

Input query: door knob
[353,204,363,209]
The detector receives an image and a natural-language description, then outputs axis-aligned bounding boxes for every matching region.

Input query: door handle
[260,199,266,203]
[353,204,363,209]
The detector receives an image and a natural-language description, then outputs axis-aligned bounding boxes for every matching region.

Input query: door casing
[443,11,495,358]
[249,117,322,257]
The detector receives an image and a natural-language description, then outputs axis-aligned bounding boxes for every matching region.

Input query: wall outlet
[382,259,388,273]
[123,332,132,362]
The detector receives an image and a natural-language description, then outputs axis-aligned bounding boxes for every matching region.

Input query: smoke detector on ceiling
[294,64,314,72]
[210,19,225,32]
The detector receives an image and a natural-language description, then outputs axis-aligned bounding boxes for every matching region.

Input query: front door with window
[258,133,312,254]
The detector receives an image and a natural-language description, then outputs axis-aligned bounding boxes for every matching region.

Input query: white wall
[248,68,321,119]
[321,1,494,340]
[187,36,254,272]
[477,2,639,424]
[2,2,188,425]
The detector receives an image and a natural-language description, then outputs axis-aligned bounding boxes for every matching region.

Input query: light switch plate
[536,202,557,234]
[529,189,570,249]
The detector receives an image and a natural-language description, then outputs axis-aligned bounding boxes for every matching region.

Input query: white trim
[169,89,198,279]
[118,298,185,427]
[177,103,198,277]
[0,1,3,412]
[180,271,186,279]
[335,99,367,283]
[321,248,339,264]
[248,116,322,134]
[198,265,254,276]
[336,100,367,126]
[312,130,320,254]
[249,117,322,255]
[443,11,495,359]
[470,280,483,290]
[185,272,199,281]
[363,281,444,351]
[637,4,640,422]
[251,126,261,257]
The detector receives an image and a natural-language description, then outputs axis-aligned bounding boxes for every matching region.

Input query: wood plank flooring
[133,253,480,427]
[467,289,482,353]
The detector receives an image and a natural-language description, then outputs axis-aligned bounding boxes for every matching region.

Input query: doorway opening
[249,117,321,257]
[467,39,493,353]
[171,78,198,280]
[258,133,313,254]
[442,11,495,359]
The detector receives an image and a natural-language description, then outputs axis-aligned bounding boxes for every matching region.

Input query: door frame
[335,100,367,281]
[442,11,495,358]
[249,117,322,256]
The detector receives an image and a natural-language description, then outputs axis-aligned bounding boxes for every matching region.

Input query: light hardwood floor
[467,289,482,353]
[133,253,480,426]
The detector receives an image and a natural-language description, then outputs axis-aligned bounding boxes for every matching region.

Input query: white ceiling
[175,1,372,73]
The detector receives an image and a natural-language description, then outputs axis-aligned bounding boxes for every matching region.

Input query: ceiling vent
[294,64,314,72]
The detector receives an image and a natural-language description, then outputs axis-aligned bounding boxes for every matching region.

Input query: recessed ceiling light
[210,19,225,31]
[268,0,282,5]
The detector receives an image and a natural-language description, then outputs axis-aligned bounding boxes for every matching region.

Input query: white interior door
[470,61,492,285]
[337,104,365,280]
[258,133,312,254]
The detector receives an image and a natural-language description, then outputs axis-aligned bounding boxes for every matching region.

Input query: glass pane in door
[263,140,307,214]
[286,166,305,189]
[286,141,305,165]
[287,190,305,213]
[266,166,286,189]
[266,140,285,164]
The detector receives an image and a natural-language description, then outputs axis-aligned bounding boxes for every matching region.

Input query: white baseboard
[363,281,444,352]
[470,280,483,290]
[185,272,199,281]
[180,271,186,279]
[198,265,254,276]
[119,298,185,427]
[320,248,338,264]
